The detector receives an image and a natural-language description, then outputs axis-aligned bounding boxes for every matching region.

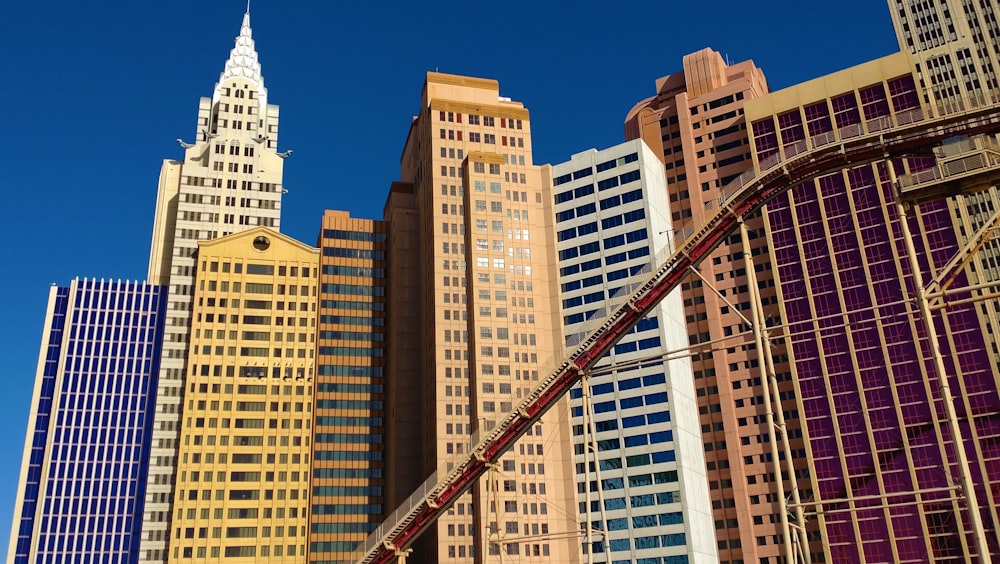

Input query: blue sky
[0,0,897,553]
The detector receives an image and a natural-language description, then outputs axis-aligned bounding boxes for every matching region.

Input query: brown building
[309,210,388,562]
[383,73,581,563]
[626,49,814,564]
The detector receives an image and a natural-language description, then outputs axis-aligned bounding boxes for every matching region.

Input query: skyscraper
[310,210,388,562]
[384,72,580,563]
[167,228,318,562]
[625,49,813,564]
[887,0,1000,107]
[551,140,716,563]
[889,2,1000,558]
[9,279,167,564]
[141,10,285,562]
[735,3,1000,560]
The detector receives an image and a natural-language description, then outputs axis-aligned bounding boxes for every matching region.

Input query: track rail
[352,93,1000,564]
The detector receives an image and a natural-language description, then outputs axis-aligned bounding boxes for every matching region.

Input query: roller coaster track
[352,92,1000,564]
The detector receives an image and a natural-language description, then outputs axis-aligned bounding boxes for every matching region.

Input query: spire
[213,7,268,109]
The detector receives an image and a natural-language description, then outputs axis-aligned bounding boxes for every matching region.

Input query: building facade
[624,49,814,564]
[384,72,580,563]
[888,0,1000,375]
[551,140,716,564]
[141,11,286,562]
[741,12,1000,560]
[9,279,167,564]
[167,227,318,562]
[887,0,1000,108]
[309,210,388,562]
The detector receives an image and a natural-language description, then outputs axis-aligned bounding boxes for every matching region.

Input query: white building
[551,140,717,564]
[140,10,286,562]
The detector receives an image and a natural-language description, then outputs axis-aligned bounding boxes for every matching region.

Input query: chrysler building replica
[140,10,286,562]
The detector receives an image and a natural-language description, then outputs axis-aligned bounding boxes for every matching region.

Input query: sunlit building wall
[384,72,581,564]
[167,228,317,562]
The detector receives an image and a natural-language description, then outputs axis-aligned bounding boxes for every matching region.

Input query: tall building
[167,227,318,562]
[309,210,388,562]
[382,181,422,520]
[887,0,1000,107]
[141,10,285,562]
[624,49,814,564]
[737,5,1000,560]
[384,72,580,563]
[551,140,716,564]
[894,3,1000,559]
[9,279,167,564]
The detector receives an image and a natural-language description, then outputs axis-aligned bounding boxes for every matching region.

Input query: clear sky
[0,0,898,554]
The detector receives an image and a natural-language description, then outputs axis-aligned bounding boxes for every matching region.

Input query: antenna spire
[213,6,268,109]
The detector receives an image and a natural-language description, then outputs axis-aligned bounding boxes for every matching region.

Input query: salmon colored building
[383,73,581,564]
[626,49,816,564]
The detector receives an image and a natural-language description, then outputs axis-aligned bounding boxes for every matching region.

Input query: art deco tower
[140,10,285,562]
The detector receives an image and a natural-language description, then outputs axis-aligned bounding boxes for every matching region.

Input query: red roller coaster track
[353,95,1000,564]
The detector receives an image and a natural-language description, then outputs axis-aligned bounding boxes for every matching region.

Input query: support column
[581,374,613,563]
[742,218,811,562]
[891,160,993,564]
[739,219,794,564]
[485,464,504,564]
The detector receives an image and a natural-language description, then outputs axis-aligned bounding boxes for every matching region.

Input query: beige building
[625,49,815,564]
[169,227,318,562]
[142,11,286,562]
[384,73,580,563]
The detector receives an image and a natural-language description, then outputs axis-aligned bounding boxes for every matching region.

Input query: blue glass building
[9,279,166,564]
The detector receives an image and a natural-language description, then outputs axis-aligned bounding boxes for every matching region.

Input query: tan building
[142,10,286,562]
[384,73,580,563]
[625,49,815,564]
[309,210,388,561]
[169,227,318,562]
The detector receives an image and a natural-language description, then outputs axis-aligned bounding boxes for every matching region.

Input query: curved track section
[353,97,1000,564]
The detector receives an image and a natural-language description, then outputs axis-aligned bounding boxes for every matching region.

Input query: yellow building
[169,227,318,562]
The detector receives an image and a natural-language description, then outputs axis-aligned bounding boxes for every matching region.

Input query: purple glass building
[747,57,1000,562]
